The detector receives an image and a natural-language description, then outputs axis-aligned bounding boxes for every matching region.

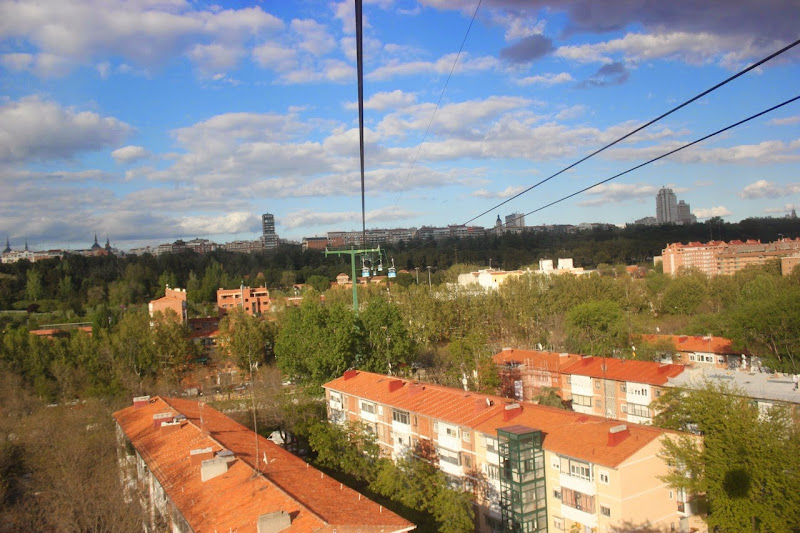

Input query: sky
[1,0,799,251]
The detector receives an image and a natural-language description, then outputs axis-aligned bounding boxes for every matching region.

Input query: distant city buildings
[655,187,696,225]
[216,285,271,316]
[661,238,800,276]
[261,213,279,250]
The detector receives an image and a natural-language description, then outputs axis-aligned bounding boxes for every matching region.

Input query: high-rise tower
[261,213,279,250]
[656,187,678,224]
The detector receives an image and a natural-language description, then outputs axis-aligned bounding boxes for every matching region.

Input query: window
[485,436,498,454]
[464,455,472,468]
[669,490,674,499]
[360,401,375,414]
[553,489,562,500]
[565,376,571,385]
[445,425,458,438]
[689,354,696,362]
[553,517,564,531]
[628,404,651,418]
[433,421,439,433]
[620,383,627,392]
[569,461,591,481]
[572,394,592,407]
[438,447,460,466]
[462,430,471,443]
[621,404,627,413]
[551,456,560,470]
[599,471,609,484]
[655,389,662,398]
[487,464,499,480]
[601,505,611,517]
[392,409,410,425]
[595,380,601,389]
[595,399,601,408]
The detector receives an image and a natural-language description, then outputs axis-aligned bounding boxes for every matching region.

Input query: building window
[464,455,472,468]
[487,464,499,480]
[553,517,564,531]
[444,425,458,438]
[551,456,560,471]
[669,490,674,499]
[462,430,470,443]
[595,380,601,389]
[599,471,609,484]
[392,409,410,425]
[565,376,571,385]
[621,404,627,413]
[561,457,592,481]
[655,389,662,398]
[628,404,651,418]
[595,399,601,408]
[601,505,611,517]
[438,447,461,466]
[360,401,376,414]
[553,489,562,500]
[433,421,439,433]
[485,436,498,454]
[572,394,592,407]
[620,383,627,392]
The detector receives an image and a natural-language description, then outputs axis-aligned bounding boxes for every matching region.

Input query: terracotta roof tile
[560,357,684,386]
[114,397,414,533]
[492,349,581,369]
[639,334,742,355]
[324,371,674,468]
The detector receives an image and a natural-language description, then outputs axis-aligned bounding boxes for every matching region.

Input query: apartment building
[493,349,581,401]
[560,357,684,424]
[148,286,188,324]
[661,238,800,276]
[216,286,270,316]
[457,269,526,291]
[324,370,703,533]
[113,395,415,533]
[639,334,746,370]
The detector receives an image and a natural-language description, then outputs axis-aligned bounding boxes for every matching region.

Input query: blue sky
[1,0,798,250]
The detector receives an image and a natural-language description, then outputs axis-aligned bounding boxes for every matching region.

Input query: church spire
[3,236,10,254]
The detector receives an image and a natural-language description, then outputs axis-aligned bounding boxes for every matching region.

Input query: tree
[305,274,330,293]
[218,308,275,372]
[565,300,627,357]
[25,268,43,301]
[274,299,366,386]
[360,297,416,374]
[654,381,800,532]
[661,273,708,315]
[307,421,380,481]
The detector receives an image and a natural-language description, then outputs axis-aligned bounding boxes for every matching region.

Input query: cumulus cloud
[0,96,131,163]
[345,90,417,111]
[694,206,732,219]
[500,34,554,63]
[282,206,419,229]
[291,19,336,56]
[367,52,501,81]
[739,179,800,199]
[517,72,573,86]
[178,211,257,235]
[577,62,629,88]
[0,1,284,76]
[769,116,800,126]
[111,145,150,164]
[764,203,796,214]
[471,185,526,199]
[577,183,659,206]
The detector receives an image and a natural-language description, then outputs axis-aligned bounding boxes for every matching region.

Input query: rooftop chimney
[161,420,182,434]
[152,412,174,429]
[388,379,404,393]
[257,511,292,533]
[133,395,150,409]
[607,425,630,446]
[343,369,358,380]
[201,457,229,482]
[190,447,214,466]
[503,403,522,421]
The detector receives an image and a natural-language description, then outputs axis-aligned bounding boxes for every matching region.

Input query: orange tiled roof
[639,334,741,354]
[324,371,672,468]
[561,357,684,385]
[113,397,414,533]
[492,349,581,370]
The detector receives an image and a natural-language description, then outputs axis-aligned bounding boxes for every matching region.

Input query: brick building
[148,286,188,324]
[114,396,415,533]
[217,286,270,316]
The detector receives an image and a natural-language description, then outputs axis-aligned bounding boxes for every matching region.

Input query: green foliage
[25,269,43,301]
[307,421,380,481]
[305,274,330,293]
[360,296,416,374]
[661,273,708,315]
[218,309,275,371]
[654,381,800,531]
[275,299,366,386]
[565,300,627,357]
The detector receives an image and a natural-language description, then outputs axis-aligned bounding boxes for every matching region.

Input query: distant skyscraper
[656,187,679,224]
[261,213,279,250]
[677,200,696,225]
[505,213,525,228]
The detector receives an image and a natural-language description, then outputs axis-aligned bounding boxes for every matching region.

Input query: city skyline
[1,1,799,251]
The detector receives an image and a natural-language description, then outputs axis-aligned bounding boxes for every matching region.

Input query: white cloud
[471,186,526,199]
[1,52,73,77]
[291,19,336,56]
[282,206,419,229]
[769,116,800,126]
[252,42,297,71]
[694,206,732,218]
[577,183,659,206]
[739,179,800,199]
[0,1,283,76]
[111,145,150,164]
[605,139,800,165]
[178,211,256,235]
[345,90,417,111]
[764,203,796,214]
[517,72,573,86]
[0,96,131,163]
[187,43,245,75]
[367,52,501,81]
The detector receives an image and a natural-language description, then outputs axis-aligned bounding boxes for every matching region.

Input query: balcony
[561,505,598,528]
[559,473,596,496]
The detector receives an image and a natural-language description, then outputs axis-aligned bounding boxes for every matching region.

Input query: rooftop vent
[503,403,522,421]
[608,424,630,446]
[257,511,292,533]
[217,449,235,459]
[133,395,150,409]
[201,457,229,482]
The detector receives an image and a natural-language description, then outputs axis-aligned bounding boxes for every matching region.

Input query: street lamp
[414,267,419,284]
[426,266,432,290]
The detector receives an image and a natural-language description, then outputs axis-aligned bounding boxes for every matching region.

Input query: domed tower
[91,233,101,251]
